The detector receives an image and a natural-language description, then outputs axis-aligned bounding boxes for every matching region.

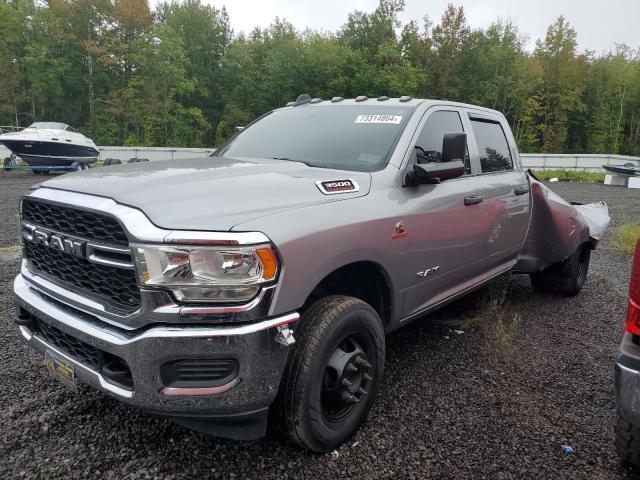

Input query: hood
[38,156,371,231]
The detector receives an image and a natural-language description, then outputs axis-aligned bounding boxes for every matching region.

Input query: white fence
[1,144,638,171]
[0,145,215,162]
[520,154,640,171]
[97,146,215,162]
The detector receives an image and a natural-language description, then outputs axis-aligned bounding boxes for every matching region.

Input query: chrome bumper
[14,273,298,416]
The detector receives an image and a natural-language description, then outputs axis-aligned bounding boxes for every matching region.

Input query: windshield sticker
[355,114,402,124]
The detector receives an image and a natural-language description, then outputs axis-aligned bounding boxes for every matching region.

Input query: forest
[0,0,639,154]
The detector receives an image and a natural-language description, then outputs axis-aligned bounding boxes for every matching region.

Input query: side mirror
[413,160,465,184]
[442,132,466,163]
[404,131,468,186]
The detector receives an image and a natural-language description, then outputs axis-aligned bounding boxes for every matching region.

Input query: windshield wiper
[270,157,318,167]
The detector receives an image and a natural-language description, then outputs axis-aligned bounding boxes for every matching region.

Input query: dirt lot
[0,171,639,479]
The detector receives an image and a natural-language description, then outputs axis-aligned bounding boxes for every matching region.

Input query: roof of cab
[277,95,504,118]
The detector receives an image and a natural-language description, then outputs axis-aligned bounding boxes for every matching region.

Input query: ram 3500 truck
[14,96,610,451]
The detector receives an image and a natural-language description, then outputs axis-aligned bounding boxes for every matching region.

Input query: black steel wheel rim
[320,333,374,422]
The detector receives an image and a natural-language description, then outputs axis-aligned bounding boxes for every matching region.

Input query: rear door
[463,111,531,269]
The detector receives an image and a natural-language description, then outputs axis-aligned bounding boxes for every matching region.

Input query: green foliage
[613,223,640,256]
[1,0,639,154]
[531,169,605,182]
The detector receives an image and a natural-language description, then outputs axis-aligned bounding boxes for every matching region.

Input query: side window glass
[415,110,471,174]
[470,119,513,173]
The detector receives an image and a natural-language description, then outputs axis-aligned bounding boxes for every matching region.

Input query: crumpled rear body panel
[514,175,610,273]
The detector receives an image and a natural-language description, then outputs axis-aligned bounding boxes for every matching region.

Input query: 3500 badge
[316,179,360,195]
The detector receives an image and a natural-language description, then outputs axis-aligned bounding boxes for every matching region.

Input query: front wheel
[277,295,385,451]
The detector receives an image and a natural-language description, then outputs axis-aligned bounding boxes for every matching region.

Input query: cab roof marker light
[331,97,344,103]
[294,94,312,106]
[310,98,323,104]
[377,96,389,101]
[285,101,295,107]
[355,95,368,102]
[399,96,412,102]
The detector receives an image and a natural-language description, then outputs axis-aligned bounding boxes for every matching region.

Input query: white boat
[603,163,640,177]
[0,122,99,167]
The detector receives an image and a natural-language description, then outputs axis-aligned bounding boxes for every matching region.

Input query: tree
[430,4,471,101]
[156,0,231,132]
[0,1,638,154]
[533,16,587,152]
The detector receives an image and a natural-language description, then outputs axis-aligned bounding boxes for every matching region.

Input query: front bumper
[14,273,298,439]
[616,333,640,425]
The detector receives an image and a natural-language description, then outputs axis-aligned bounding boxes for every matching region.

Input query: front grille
[22,198,129,247]
[33,318,100,369]
[29,315,134,390]
[26,242,140,312]
[22,198,140,312]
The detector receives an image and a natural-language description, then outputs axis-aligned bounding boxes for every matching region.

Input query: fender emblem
[417,266,440,277]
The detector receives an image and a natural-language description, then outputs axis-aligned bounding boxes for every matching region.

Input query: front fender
[232,191,409,325]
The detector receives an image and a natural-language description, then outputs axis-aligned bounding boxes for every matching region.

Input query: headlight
[132,244,278,303]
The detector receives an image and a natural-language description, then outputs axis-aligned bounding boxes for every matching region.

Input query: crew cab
[13,95,609,451]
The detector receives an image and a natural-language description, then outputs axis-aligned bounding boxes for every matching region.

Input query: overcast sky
[196,0,639,53]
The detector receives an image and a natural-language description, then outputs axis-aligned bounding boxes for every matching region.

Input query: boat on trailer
[603,163,640,177]
[0,122,99,169]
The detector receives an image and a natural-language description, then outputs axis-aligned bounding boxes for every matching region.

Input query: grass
[443,277,521,360]
[613,222,640,256]
[531,169,605,183]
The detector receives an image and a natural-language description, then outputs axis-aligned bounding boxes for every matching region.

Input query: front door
[399,108,489,320]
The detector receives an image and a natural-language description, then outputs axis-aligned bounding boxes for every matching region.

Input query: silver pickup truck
[13,95,610,451]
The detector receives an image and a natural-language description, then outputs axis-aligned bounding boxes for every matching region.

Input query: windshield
[28,122,71,131]
[216,104,415,172]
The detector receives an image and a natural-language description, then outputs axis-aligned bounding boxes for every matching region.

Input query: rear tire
[617,414,640,467]
[530,243,590,296]
[277,295,385,452]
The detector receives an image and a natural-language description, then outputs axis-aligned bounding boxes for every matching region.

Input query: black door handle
[514,185,530,195]
[464,195,484,206]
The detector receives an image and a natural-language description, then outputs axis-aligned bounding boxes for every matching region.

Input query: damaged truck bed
[516,170,610,275]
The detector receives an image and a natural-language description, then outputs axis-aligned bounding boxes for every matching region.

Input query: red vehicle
[616,238,640,465]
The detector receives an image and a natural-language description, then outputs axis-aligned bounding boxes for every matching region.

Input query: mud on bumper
[14,273,298,440]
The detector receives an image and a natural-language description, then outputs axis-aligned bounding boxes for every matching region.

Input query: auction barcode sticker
[355,114,402,124]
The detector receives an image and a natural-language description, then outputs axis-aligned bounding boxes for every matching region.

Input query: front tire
[530,243,590,296]
[277,295,385,451]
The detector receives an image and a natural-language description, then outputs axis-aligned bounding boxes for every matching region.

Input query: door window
[415,110,471,174]
[470,119,513,173]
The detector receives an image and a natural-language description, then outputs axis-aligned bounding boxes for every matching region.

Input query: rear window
[470,119,514,173]
[216,105,415,172]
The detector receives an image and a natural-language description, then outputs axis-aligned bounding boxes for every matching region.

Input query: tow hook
[275,325,295,346]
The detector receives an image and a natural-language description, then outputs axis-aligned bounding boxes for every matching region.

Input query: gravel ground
[0,172,639,479]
